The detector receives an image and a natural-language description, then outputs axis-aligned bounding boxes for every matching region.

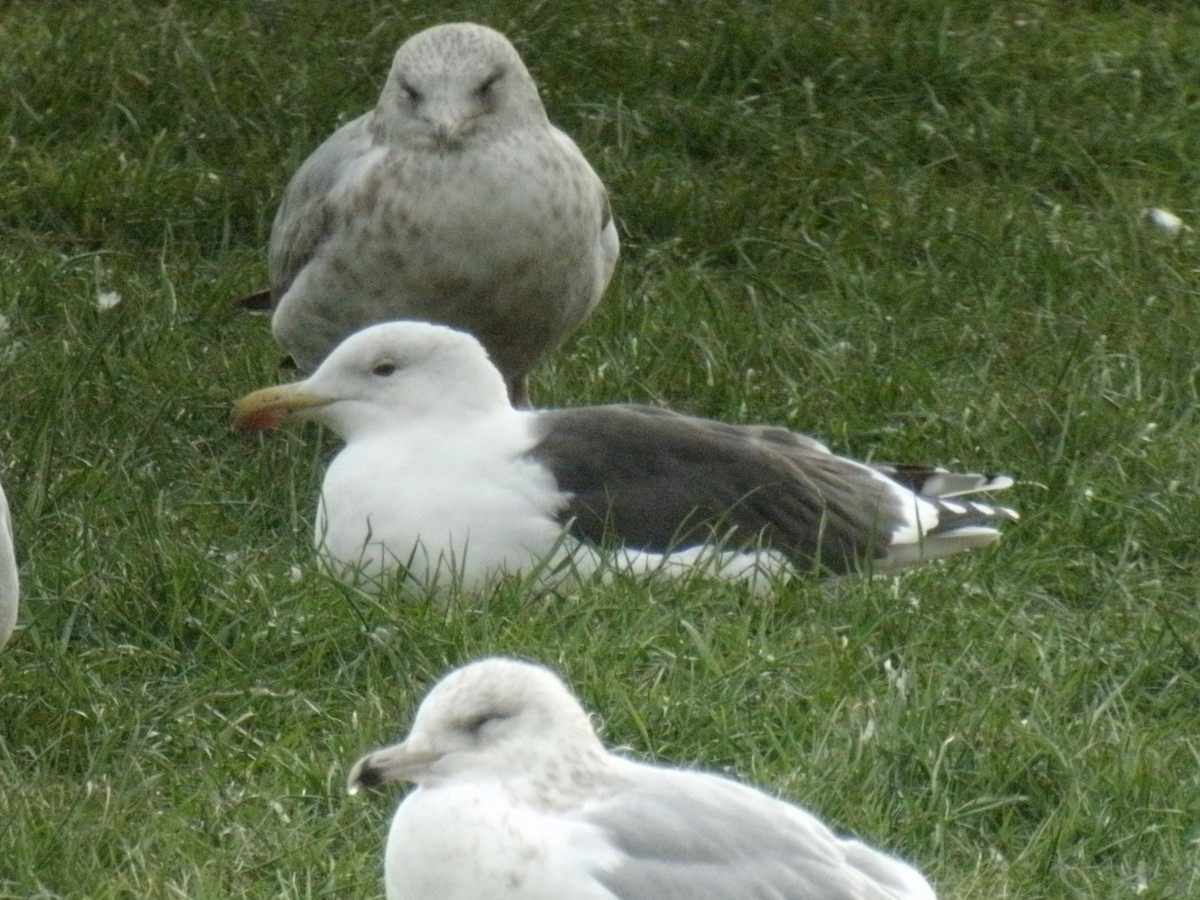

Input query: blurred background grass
[1,1,1198,897]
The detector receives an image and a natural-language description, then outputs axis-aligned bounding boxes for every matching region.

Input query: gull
[243,22,619,406]
[230,321,1018,594]
[0,479,18,650]
[347,656,938,899]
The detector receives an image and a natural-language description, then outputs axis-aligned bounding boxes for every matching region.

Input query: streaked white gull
[347,656,938,900]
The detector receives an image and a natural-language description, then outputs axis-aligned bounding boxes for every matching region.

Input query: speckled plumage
[264,22,618,405]
[347,657,939,900]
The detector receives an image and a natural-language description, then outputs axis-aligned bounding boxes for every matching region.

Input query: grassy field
[2,1,1199,897]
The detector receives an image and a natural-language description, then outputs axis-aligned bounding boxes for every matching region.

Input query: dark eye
[476,70,504,98]
[372,362,397,377]
[401,83,422,103]
[463,710,507,737]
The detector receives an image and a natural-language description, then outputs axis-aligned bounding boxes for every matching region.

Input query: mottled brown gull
[246,22,618,406]
[347,657,938,899]
[231,321,1017,595]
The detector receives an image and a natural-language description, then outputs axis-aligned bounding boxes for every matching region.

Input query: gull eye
[476,70,504,98]
[463,710,507,738]
[372,362,397,377]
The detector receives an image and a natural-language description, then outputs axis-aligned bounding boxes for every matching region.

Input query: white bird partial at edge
[0,479,18,651]
[347,656,939,900]
[230,321,1018,596]
[243,21,619,407]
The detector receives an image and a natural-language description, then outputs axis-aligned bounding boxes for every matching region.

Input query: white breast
[315,411,566,593]
[384,783,620,900]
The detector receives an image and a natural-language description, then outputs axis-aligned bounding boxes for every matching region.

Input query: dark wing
[529,405,905,575]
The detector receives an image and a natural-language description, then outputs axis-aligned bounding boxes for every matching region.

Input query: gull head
[231,321,512,441]
[373,23,547,150]
[347,657,606,796]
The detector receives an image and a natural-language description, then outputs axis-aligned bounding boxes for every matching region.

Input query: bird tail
[234,288,273,311]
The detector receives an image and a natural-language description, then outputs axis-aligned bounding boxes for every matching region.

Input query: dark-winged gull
[242,22,619,406]
[231,321,1017,594]
[0,479,17,650]
[347,656,939,900]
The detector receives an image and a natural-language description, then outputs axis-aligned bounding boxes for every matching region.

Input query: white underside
[314,409,801,597]
[384,783,622,900]
[316,410,563,594]
[314,409,1007,597]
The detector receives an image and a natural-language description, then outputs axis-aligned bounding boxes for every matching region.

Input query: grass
[2,0,1199,896]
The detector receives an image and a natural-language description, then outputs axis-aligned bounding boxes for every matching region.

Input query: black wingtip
[353,762,386,791]
[235,288,273,311]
